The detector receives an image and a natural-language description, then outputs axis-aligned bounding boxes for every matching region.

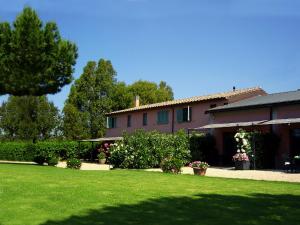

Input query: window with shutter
[143,113,148,126]
[108,117,117,128]
[157,110,169,124]
[177,107,192,123]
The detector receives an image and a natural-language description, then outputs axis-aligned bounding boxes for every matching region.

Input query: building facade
[199,90,300,168]
[105,87,266,137]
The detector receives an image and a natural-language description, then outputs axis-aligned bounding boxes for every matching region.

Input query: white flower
[242,139,248,145]
[237,149,240,153]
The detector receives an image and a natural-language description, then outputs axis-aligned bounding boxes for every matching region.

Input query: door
[222,132,237,166]
[290,129,300,157]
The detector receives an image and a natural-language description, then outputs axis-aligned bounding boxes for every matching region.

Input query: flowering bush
[189,161,209,169]
[109,129,190,170]
[234,129,251,154]
[232,153,249,162]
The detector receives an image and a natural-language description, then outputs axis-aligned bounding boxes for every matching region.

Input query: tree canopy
[127,80,174,106]
[63,59,116,139]
[0,96,61,141]
[0,7,78,96]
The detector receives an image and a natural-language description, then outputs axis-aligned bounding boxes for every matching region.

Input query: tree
[63,59,116,139]
[0,7,78,96]
[0,96,61,141]
[110,82,133,111]
[128,80,174,106]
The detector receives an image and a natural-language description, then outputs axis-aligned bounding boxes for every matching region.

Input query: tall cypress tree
[63,59,116,139]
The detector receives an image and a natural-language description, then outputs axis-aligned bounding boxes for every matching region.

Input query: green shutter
[177,109,183,123]
[157,110,169,124]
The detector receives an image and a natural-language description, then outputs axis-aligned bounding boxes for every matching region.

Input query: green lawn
[0,164,300,225]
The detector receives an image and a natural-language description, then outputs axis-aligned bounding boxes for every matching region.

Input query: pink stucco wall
[210,104,300,167]
[105,99,227,137]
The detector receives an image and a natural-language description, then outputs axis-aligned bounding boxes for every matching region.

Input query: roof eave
[206,100,300,114]
[106,97,228,116]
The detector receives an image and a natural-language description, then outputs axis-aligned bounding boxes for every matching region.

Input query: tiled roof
[207,89,300,113]
[107,87,265,115]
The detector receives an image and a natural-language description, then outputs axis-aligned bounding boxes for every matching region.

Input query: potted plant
[233,152,250,170]
[189,161,209,176]
[233,129,251,170]
[98,152,106,164]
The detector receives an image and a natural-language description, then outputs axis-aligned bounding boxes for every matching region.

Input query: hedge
[0,141,95,163]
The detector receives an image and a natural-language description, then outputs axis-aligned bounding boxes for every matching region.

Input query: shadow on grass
[41,194,300,225]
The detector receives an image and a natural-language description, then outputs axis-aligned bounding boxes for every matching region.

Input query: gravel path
[1,160,299,183]
[145,167,300,183]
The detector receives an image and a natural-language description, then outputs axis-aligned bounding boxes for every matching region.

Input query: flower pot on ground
[189,161,209,176]
[98,152,106,164]
[234,160,250,170]
[233,153,250,170]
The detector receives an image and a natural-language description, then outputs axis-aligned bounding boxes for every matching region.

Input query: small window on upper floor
[107,117,117,128]
[176,107,192,123]
[127,115,132,127]
[157,110,169,124]
[210,104,217,108]
[143,113,148,126]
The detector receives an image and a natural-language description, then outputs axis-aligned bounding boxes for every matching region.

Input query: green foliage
[0,96,61,141]
[0,142,35,161]
[63,59,116,139]
[98,152,106,160]
[0,141,94,163]
[110,82,133,111]
[67,158,82,169]
[0,7,77,96]
[160,158,183,174]
[128,80,174,106]
[47,157,59,166]
[189,132,217,164]
[109,130,190,170]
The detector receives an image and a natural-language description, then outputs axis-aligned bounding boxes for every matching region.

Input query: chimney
[134,95,140,107]
[233,86,236,91]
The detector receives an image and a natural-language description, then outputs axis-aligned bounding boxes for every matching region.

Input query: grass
[0,164,300,225]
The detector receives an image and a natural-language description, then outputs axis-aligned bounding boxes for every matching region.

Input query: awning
[262,118,300,125]
[79,137,123,142]
[192,120,268,130]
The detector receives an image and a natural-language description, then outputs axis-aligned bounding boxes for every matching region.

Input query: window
[210,104,217,108]
[157,110,169,124]
[176,107,192,123]
[127,115,132,127]
[224,102,228,105]
[143,113,148,126]
[107,117,117,128]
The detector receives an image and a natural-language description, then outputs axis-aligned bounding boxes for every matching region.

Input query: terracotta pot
[193,167,207,176]
[99,159,106,164]
[234,160,250,170]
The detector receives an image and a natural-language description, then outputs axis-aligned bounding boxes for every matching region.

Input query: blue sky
[1,0,300,109]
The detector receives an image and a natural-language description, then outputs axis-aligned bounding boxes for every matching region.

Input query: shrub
[109,129,191,171]
[160,158,183,174]
[98,152,106,160]
[47,157,59,166]
[0,141,93,164]
[67,158,82,169]
[0,142,35,161]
